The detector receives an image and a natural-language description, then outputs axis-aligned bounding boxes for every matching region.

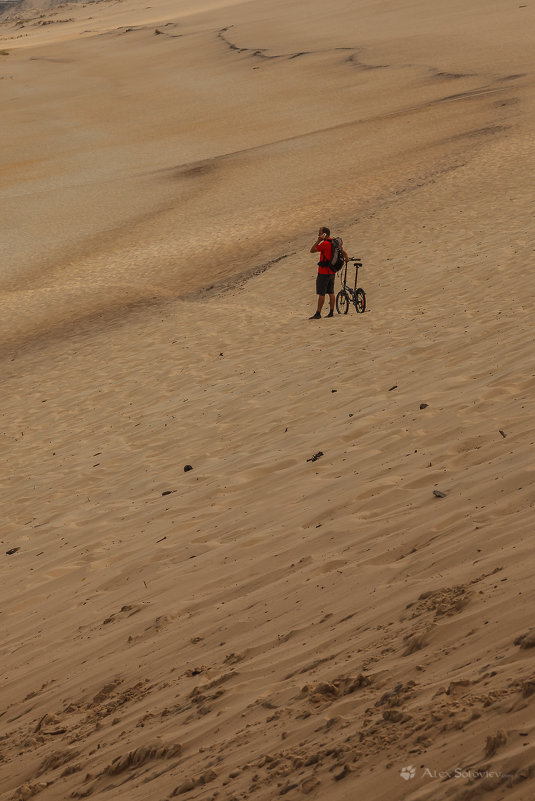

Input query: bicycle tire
[355,288,366,313]
[336,290,350,315]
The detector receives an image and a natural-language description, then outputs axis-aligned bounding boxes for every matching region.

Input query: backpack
[320,237,345,273]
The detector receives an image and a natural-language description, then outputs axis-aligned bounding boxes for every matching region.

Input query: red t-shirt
[316,239,333,275]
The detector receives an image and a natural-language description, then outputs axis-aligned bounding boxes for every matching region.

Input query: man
[309,226,348,319]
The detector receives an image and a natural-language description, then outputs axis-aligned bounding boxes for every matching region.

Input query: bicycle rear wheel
[355,288,366,313]
[336,290,350,315]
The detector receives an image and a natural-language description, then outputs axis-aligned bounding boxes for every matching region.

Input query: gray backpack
[323,237,345,272]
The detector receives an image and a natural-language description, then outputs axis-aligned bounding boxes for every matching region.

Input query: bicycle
[336,258,366,314]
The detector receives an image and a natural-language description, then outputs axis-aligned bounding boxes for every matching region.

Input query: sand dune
[1,0,534,799]
[2,0,530,347]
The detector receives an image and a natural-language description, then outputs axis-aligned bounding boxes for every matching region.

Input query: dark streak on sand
[190,253,295,300]
[218,26,387,70]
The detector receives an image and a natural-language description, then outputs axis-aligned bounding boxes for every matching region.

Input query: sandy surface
[1,0,534,799]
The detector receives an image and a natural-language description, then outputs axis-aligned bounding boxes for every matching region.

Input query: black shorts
[316,273,335,296]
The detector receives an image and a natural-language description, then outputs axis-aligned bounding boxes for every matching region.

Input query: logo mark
[400,765,417,781]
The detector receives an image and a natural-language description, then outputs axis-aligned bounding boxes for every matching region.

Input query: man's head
[319,226,331,238]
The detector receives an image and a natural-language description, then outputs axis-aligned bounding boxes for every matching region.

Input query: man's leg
[324,286,336,317]
[310,273,325,318]
[310,293,324,319]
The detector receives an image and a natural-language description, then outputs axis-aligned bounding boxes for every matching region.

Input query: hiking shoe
[309,312,321,319]
[326,310,334,318]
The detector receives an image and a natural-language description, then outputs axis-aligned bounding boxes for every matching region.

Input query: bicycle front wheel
[336,290,350,315]
[355,288,366,313]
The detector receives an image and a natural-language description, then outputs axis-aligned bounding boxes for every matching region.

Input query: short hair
[321,226,331,236]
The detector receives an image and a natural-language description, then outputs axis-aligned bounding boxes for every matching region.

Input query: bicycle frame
[339,260,362,303]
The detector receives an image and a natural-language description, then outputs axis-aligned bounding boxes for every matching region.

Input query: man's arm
[310,236,323,254]
[342,246,349,263]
